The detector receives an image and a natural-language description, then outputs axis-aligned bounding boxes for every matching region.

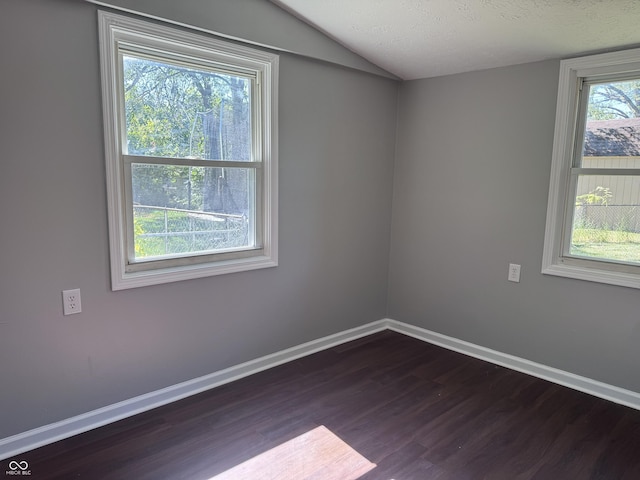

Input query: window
[543,48,640,288]
[98,12,278,290]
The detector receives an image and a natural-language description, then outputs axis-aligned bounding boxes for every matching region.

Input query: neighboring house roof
[584,117,640,156]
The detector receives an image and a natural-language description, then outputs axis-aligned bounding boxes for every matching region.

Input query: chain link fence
[133,205,248,258]
[573,204,640,233]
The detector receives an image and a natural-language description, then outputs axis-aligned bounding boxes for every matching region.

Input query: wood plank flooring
[6,331,640,479]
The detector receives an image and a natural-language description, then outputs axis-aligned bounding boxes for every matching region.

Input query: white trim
[3,318,640,460]
[542,46,640,289]
[0,320,387,461]
[98,11,279,290]
[386,319,640,411]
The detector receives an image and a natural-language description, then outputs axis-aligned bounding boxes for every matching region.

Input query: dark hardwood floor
[6,331,640,479]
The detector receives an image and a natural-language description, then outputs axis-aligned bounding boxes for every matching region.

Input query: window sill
[111,254,277,290]
[542,260,640,289]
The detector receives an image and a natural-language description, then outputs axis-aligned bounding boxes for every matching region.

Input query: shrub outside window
[99,12,278,290]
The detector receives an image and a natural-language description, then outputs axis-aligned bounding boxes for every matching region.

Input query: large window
[543,48,640,288]
[99,12,278,290]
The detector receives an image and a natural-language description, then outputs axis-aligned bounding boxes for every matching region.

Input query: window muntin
[120,52,260,267]
[99,12,278,289]
[564,79,640,267]
[542,48,640,288]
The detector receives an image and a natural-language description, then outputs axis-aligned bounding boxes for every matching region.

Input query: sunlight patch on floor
[209,425,376,480]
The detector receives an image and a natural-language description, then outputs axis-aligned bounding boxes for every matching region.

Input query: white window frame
[542,47,640,289]
[98,11,278,290]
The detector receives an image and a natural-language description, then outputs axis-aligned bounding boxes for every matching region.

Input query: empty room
[3,0,640,478]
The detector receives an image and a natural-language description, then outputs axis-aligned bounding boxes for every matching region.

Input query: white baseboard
[2,317,640,461]
[0,320,388,461]
[386,319,640,411]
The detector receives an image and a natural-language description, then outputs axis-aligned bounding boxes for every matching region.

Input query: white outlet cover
[508,264,521,283]
[62,289,82,315]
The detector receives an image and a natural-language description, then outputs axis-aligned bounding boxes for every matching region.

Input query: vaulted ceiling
[271,0,640,80]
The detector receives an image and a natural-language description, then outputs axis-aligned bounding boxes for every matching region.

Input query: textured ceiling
[271,0,640,80]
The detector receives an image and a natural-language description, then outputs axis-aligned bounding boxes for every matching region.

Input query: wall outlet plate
[508,264,521,283]
[62,289,82,315]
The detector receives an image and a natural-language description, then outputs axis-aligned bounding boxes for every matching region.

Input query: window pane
[570,175,640,263]
[123,55,252,161]
[131,163,254,260]
[582,79,640,165]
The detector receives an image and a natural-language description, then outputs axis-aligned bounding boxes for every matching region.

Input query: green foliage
[133,207,247,258]
[571,227,635,245]
[133,216,147,257]
[571,227,640,263]
[575,186,612,206]
[571,200,640,263]
[123,53,253,254]
[123,55,250,160]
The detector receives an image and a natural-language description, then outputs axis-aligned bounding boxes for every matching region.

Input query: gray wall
[4,0,640,444]
[85,0,395,78]
[388,61,640,393]
[0,0,397,437]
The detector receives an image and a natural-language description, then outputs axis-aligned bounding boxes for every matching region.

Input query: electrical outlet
[508,263,521,283]
[62,289,82,315]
